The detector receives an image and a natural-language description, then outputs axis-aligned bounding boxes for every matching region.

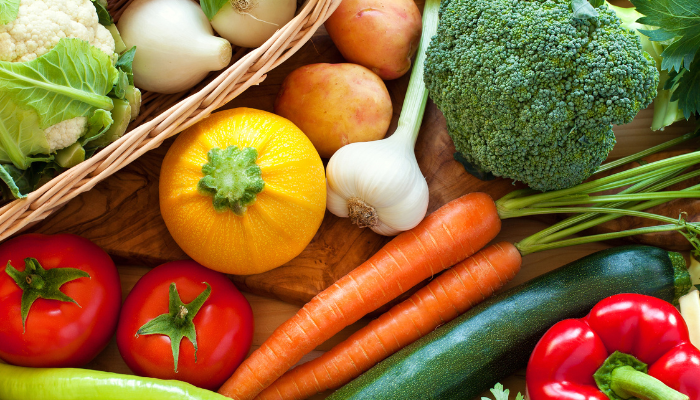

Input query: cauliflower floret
[0,0,116,62]
[44,116,88,151]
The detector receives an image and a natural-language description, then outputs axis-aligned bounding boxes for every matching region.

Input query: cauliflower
[0,0,140,200]
[0,0,115,62]
[44,116,88,151]
[0,0,116,152]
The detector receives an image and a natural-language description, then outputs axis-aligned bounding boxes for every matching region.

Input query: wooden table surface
[20,1,698,398]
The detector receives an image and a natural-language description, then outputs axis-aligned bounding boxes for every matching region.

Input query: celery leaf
[0,0,19,24]
[0,38,117,129]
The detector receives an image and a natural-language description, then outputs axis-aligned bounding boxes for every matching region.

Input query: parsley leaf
[631,0,700,72]
[631,0,700,117]
[481,383,525,400]
[667,58,700,118]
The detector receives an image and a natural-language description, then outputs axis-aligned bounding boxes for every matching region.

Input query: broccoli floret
[425,0,659,191]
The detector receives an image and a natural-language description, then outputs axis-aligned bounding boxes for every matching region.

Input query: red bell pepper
[526,293,700,400]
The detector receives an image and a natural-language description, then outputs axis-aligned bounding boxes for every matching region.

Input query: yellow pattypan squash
[159,108,326,275]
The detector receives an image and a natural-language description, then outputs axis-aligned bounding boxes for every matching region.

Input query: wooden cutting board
[25,14,695,307]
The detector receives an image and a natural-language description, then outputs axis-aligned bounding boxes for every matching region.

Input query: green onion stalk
[490,129,700,255]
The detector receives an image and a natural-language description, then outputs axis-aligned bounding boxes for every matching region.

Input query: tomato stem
[136,282,212,372]
[4,258,89,333]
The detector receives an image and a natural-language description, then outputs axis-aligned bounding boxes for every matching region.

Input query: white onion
[118,0,232,94]
[211,0,297,48]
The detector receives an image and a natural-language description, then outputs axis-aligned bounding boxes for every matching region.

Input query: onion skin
[210,0,297,49]
[118,0,232,94]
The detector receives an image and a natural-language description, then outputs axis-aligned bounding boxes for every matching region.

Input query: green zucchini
[328,245,692,400]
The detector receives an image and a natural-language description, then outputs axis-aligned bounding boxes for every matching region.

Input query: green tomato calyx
[5,257,90,333]
[198,145,264,215]
[136,282,212,372]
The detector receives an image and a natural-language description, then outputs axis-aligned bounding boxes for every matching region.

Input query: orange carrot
[254,242,522,400]
[217,192,501,400]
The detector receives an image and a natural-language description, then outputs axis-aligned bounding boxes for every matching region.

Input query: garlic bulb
[118,0,232,94]
[326,134,429,236]
[325,1,440,236]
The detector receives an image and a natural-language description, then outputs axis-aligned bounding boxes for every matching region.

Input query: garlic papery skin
[325,1,439,236]
[210,0,297,49]
[118,0,232,94]
[326,133,429,236]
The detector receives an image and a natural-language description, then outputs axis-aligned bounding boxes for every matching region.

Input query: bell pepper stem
[610,366,688,400]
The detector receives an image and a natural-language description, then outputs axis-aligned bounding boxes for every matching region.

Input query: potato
[324,0,422,80]
[273,63,393,158]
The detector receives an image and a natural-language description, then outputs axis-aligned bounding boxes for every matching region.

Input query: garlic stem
[381,0,441,146]
[387,1,435,149]
[325,0,440,236]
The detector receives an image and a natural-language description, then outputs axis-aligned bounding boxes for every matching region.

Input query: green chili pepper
[0,363,229,400]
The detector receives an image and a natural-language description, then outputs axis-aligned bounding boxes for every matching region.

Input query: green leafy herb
[632,0,700,72]
[0,0,19,25]
[631,0,700,117]
[481,383,524,400]
[667,60,700,119]
[199,0,228,20]
[0,38,117,129]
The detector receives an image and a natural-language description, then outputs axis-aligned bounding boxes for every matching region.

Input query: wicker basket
[0,0,341,241]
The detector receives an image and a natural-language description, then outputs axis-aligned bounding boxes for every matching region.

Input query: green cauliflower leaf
[0,0,19,24]
[0,94,51,170]
[0,38,117,129]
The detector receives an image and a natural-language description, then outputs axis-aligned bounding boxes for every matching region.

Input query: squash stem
[387,0,440,150]
[198,146,264,215]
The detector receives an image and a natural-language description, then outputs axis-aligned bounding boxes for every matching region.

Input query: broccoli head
[424,0,659,191]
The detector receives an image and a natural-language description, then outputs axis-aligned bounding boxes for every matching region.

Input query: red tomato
[0,234,121,367]
[116,260,254,390]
